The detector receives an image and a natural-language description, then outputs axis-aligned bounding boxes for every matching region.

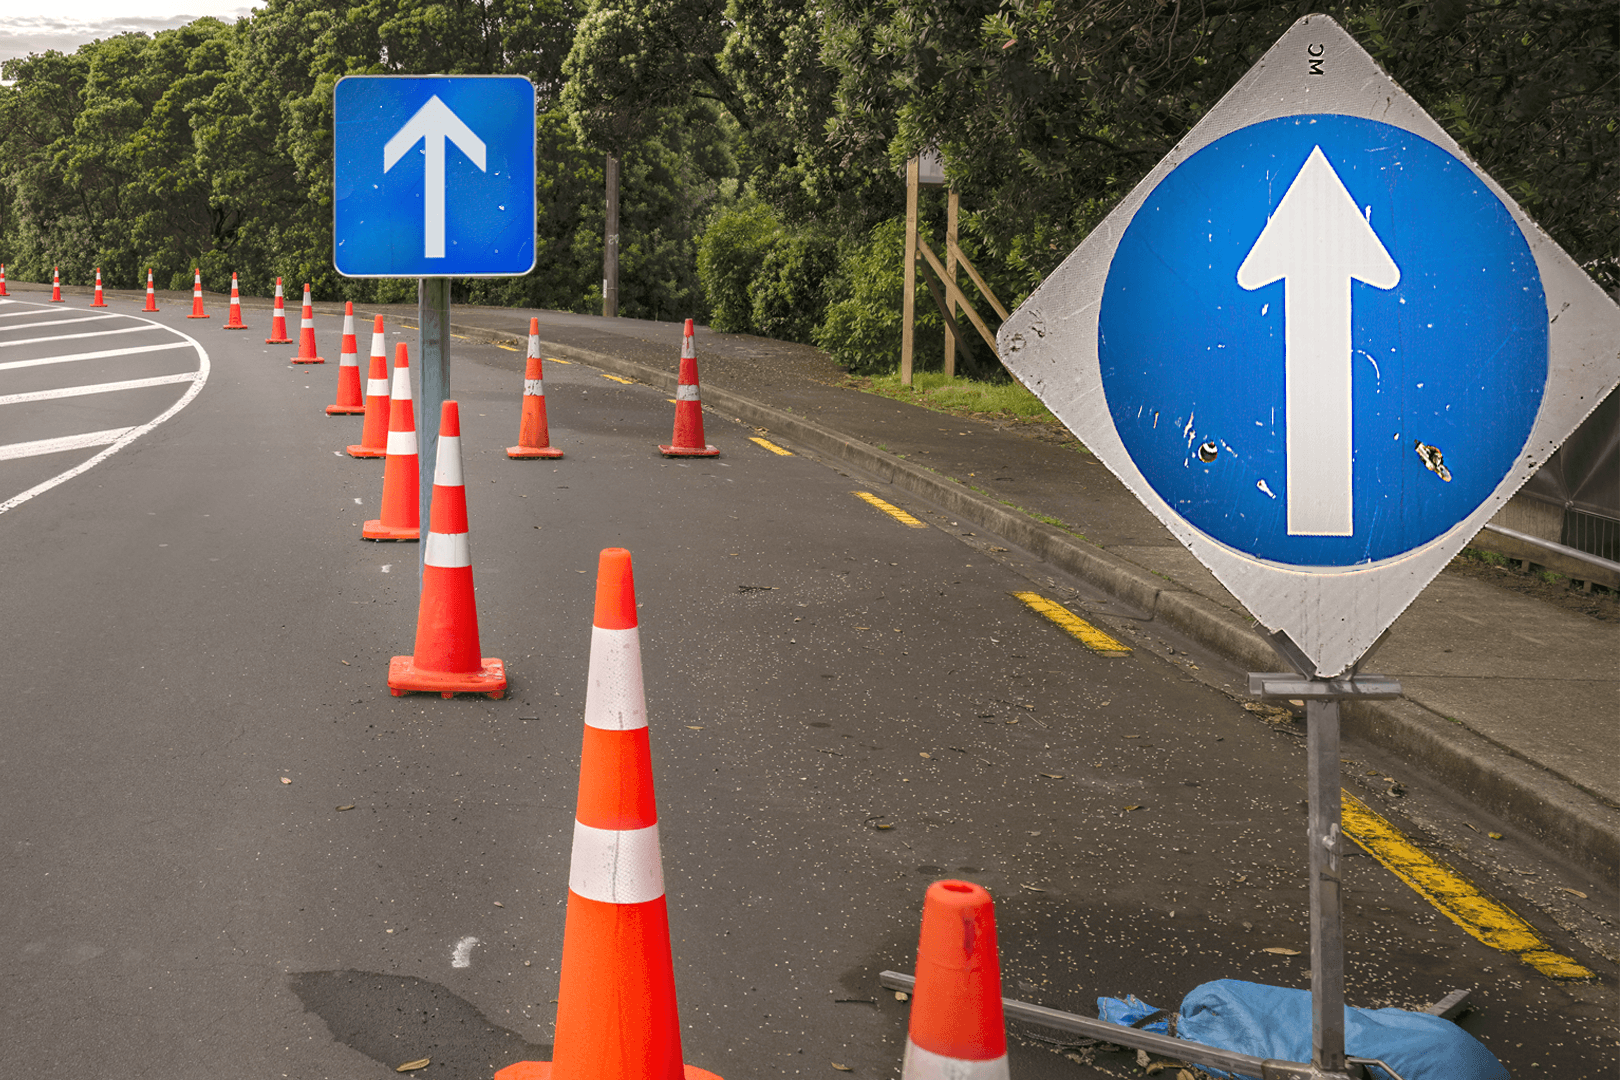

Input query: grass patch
[839,371,1085,448]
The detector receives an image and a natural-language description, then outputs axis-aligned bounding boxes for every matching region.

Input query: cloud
[0,12,254,67]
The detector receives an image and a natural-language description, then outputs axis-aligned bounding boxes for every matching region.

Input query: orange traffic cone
[361,342,420,540]
[495,548,721,1080]
[223,272,248,329]
[50,266,63,302]
[186,268,208,318]
[507,318,564,459]
[142,268,158,311]
[0,264,8,296]
[291,283,324,362]
[900,880,1009,1079]
[325,302,365,415]
[347,316,391,457]
[659,319,717,457]
[265,277,292,343]
[90,268,107,307]
[387,400,507,699]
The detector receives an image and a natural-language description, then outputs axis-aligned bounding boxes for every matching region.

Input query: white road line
[0,371,199,408]
[0,324,160,349]
[0,427,135,462]
[0,341,190,373]
[0,313,128,333]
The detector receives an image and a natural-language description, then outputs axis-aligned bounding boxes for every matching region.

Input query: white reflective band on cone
[371,332,385,355]
[301,316,314,329]
[901,1041,1009,1080]
[524,379,544,396]
[528,333,539,356]
[433,435,463,486]
[386,429,417,456]
[676,385,700,401]
[583,626,647,731]
[569,821,664,905]
[340,353,358,367]
[367,379,390,397]
[681,336,694,359]
[391,367,413,400]
[424,530,471,568]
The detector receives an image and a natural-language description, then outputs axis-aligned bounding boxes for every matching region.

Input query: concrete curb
[443,323,1620,880]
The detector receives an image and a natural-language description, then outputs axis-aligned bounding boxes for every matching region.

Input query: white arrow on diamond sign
[998,14,1620,678]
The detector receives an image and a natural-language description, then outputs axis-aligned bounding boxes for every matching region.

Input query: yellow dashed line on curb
[495,343,519,352]
[600,373,633,384]
[750,437,793,456]
[853,491,926,528]
[1011,592,1132,655]
[1340,791,1592,979]
[548,356,571,364]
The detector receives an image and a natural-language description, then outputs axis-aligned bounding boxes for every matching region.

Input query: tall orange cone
[507,317,564,459]
[347,316,391,456]
[387,400,506,699]
[223,272,248,329]
[361,342,420,540]
[90,268,107,307]
[495,548,721,1080]
[142,268,158,311]
[50,266,63,302]
[658,319,717,457]
[265,277,292,343]
[900,880,1009,1079]
[186,268,208,318]
[291,283,324,362]
[325,301,366,415]
[0,263,9,296]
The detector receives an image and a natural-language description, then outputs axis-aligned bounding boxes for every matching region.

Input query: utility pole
[603,153,620,317]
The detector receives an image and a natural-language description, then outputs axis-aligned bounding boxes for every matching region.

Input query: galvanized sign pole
[417,276,452,589]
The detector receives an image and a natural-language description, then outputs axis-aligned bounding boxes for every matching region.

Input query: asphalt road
[1,293,1612,1079]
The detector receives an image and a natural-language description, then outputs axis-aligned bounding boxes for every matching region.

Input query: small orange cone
[507,318,564,459]
[0,263,9,296]
[186,268,208,318]
[361,342,420,541]
[90,268,107,307]
[900,880,1009,1079]
[50,266,63,302]
[326,302,366,415]
[387,400,506,700]
[495,548,720,1080]
[291,283,324,362]
[347,316,391,457]
[659,319,717,457]
[265,277,292,343]
[142,268,158,311]
[223,272,248,329]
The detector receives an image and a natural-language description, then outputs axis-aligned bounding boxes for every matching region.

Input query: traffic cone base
[346,442,387,458]
[360,518,419,540]
[387,653,505,699]
[657,441,719,457]
[507,444,565,459]
[327,403,366,415]
[495,1064,722,1080]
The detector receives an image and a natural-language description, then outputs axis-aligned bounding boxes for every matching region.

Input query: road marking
[495,343,519,351]
[0,324,161,349]
[1340,791,1593,979]
[750,436,793,456]
[0,341,191,373]
[0,427,135,462]
[600,373,633,384]
[0,312,127,332]
[450,935,479,967]
[0,372,198,408]
[1011,592,1132,655]
[548,356,571,364]
[852,491,927,528]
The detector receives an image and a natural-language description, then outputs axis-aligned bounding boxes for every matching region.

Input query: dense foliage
[2,0,1613,371]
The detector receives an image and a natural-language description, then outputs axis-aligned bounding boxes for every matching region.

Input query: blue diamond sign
[999,16,1620,676]
[334,76,536,277]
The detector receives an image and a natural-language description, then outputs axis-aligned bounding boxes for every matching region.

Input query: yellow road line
[548,356,571,364]
[1340,791,1592,979]
[1011,592,1132,655]
[853,491,926,528]
[750,436,793,456]
[495,343,519,351]
[600,373,633,384]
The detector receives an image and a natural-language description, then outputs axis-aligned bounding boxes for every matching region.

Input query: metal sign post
[417,277,452,588]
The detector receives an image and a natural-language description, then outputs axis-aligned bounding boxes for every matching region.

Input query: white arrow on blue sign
[1000,16,1620,676]
[334,76,536,278]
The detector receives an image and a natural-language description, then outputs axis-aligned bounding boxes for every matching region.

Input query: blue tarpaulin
[1098,980,1508,1080]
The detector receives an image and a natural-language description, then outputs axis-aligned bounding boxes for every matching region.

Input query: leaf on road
[1020,883,1046,892]
[875,823,893,830]
[1488,832,1504,840]
[686,726,704,730]
[493,901,504,908]
[1038,773,1064,779]
[1560,887,1588,899]
[832,1064,853,1072]
[1123,804,1141,812]
[396,1059,430,1072]
[340,660,350,665]
[336,804,355,812]
[894,990,909,1001]
[280,777,292,784]
[1263,947,1301,955]
[919,752,932,759]
[1137,1049,1151,1067]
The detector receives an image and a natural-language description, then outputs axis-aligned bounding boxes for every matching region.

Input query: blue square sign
[334,76,536,277]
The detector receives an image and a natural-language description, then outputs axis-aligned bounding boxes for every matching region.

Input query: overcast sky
[1,3,256,67]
